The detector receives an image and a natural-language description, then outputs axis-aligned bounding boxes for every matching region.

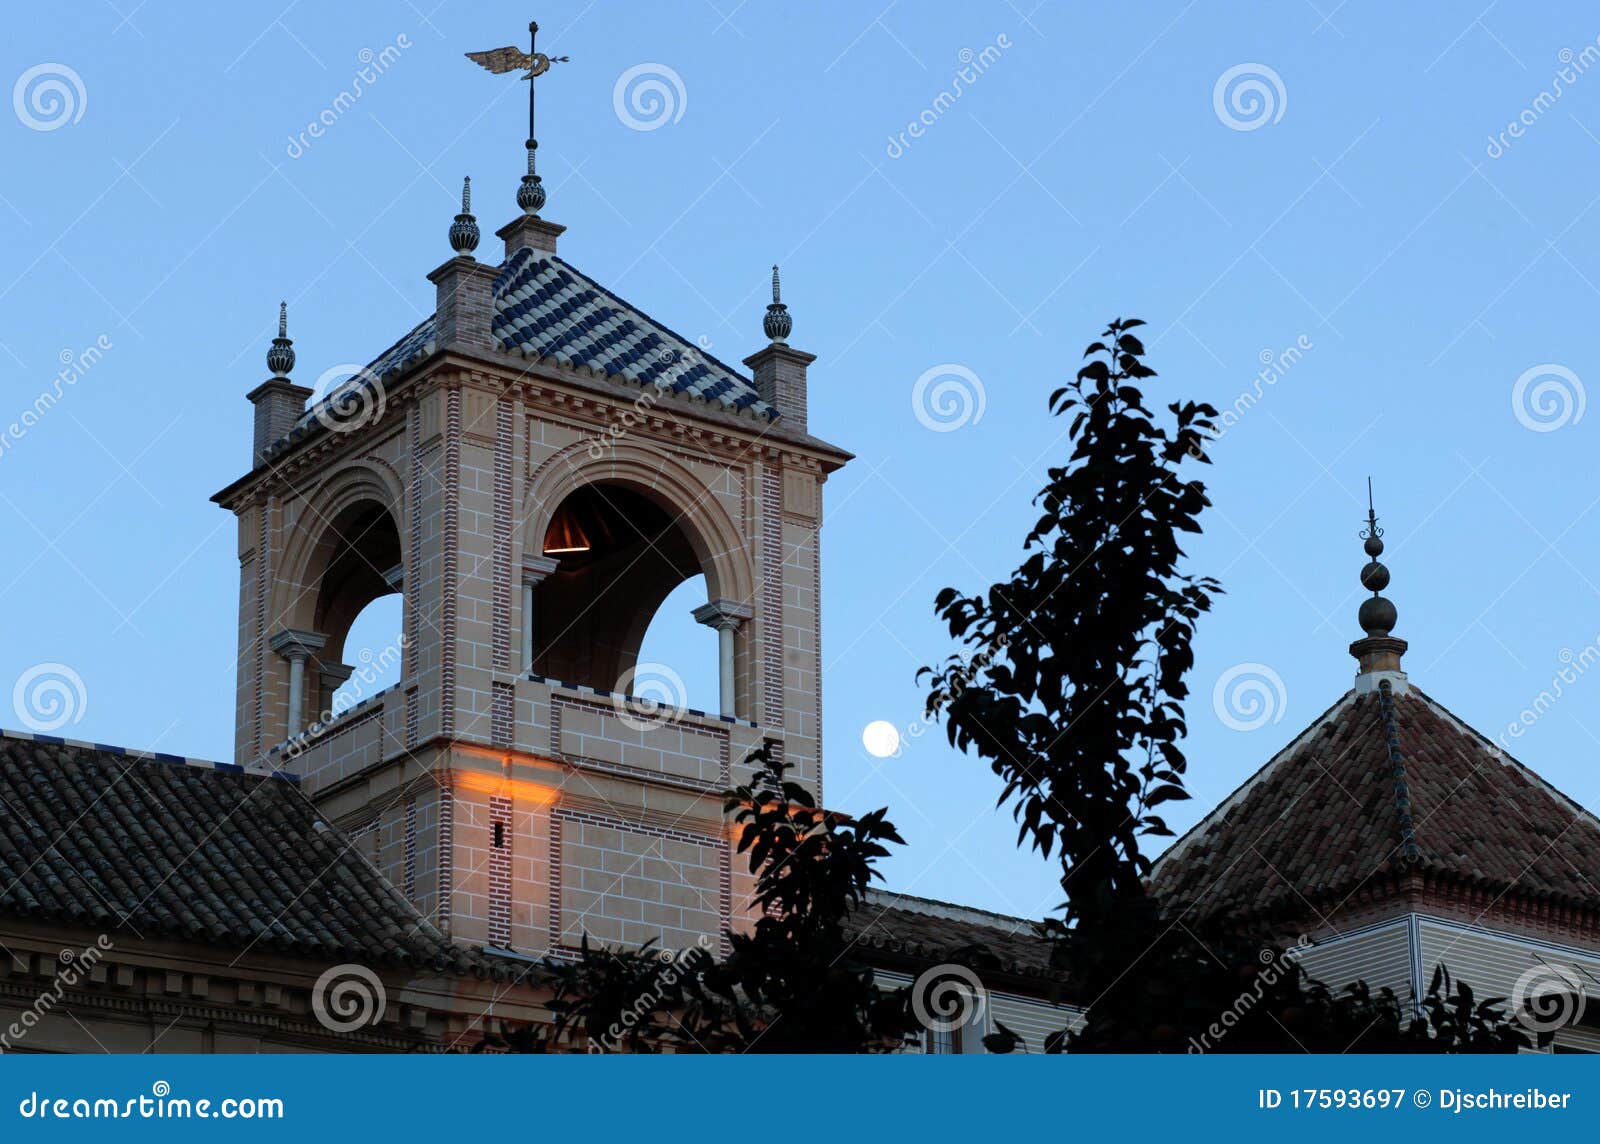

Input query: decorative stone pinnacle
[266,301,295,378]
[763,264,792,344]
[450,175,481,255]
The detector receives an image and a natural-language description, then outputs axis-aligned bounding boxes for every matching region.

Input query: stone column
[270,629,327,738]
[521,556,560,675]
[692,599,753,718]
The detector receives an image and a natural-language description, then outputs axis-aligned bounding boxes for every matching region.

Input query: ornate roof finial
[763,264,792,344]
[267,301,295,378]
[465,21,568,217]
[1351,478,1408,686]
[450,176,481,255]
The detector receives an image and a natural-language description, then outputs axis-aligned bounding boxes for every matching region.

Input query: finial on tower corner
[763,264,792,344]
[1350,477,1408,687]
[450,176,481,255]
[267,301,295,378]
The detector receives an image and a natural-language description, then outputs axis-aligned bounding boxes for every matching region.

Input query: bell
[543,508,591,555]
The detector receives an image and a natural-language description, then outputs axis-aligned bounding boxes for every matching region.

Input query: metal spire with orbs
[1350,478,1408,686]
[267,301,295,378]
[763,264,792,344]
[449,176,480,255]
[1358,478,1396,637]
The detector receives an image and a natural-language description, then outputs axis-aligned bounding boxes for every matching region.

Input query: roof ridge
[863,887,1040,930]
[1375,679,1421,863]
[0,726,294,781]
[1407,682,1600,844]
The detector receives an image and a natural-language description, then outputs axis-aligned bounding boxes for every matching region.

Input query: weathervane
[465,21,569,215]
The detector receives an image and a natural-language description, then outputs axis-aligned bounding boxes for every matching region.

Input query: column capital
[383,563,405,592]
[692,598,753,631]
[522,555,561,586]
[269,628,327,661]
[319,661,355,691]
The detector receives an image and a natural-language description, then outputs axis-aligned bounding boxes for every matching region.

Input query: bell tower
[211,29,848,957]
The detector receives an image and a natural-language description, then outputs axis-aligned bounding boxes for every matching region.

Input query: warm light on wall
[448,746,564,805]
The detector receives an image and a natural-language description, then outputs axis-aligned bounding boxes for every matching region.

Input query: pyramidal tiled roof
[1149,684,1600,927]
[491,248,775,419]
[291,245,776,444]
[0,732,505,977]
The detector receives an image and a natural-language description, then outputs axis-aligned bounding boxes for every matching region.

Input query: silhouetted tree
[925,319,1528,1053]
[492,747,918,1053]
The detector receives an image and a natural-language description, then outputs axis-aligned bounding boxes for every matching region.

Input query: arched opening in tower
[531,482,714,706]
[307,500,404,725]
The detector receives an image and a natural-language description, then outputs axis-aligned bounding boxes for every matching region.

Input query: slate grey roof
[0,730,507,977]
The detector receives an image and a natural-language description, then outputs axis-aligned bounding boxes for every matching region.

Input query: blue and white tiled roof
[493,248,776,420]
[268,246,775,460]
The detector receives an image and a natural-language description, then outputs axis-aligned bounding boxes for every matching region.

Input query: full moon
[861,720,901,759]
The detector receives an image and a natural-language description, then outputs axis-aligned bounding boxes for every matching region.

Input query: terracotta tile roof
[1149,684,1600,927]
[846,890,1057,980]
[0,732,502,976]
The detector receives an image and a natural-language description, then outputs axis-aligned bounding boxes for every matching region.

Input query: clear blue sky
[6,2,1600,920]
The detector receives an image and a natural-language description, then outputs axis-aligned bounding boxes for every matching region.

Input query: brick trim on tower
[252,498,270,758]
[436,779,455,934]
[403,796,417,901]
[760,466,783,730]
[488,794,512,947]
[441,387,461,737]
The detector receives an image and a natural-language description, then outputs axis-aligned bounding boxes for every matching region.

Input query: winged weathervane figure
[467,21,568,215]
[465,43,567,79]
